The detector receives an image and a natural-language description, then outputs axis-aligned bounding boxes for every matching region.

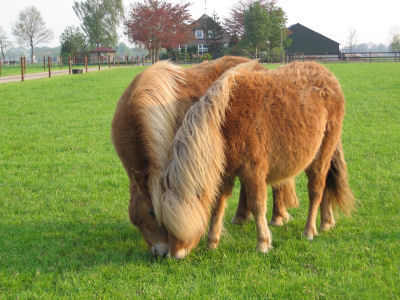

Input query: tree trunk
[31,43,34,63]
[151,48,155,64]
[155,47,159,62]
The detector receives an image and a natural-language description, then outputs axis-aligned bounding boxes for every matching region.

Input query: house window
[195,30,204,39]
[198,44,208,55]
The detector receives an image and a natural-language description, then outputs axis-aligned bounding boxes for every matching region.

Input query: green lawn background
[0,63,399,298]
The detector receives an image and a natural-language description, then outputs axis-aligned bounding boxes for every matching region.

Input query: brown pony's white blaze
[162,61,355,258]
[112,57,299,257]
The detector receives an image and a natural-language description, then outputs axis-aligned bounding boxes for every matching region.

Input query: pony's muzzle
[151,242,169,257]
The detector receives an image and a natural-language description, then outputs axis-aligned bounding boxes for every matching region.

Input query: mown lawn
[0,62,399,299]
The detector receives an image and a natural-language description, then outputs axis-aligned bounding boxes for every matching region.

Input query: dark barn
[286,23,340,55]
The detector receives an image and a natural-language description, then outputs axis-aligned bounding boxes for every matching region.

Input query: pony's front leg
[242,172,273,253]
[207,177,235,249]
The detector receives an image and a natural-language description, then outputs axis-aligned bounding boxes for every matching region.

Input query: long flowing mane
[130,61,187,222]
[160,61,261,241]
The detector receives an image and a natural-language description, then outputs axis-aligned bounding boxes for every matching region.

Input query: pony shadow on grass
[0,219,158,274]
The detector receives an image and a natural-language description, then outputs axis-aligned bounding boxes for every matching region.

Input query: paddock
[0,63,398,298]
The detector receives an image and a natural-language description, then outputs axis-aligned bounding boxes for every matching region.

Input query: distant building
[182,14,230,56]
[286,23,340,55]
[89,47,116,64]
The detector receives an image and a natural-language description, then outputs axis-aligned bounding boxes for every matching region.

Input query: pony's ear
[130,168,148,194]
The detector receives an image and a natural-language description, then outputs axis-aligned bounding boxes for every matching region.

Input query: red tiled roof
[89,47,116,53]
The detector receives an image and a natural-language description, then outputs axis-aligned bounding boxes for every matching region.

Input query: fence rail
[0,55,148,81]
[288,51,400,63]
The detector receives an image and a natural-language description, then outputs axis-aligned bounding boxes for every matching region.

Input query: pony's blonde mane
[160,61,261,241]
[130,61,186,223]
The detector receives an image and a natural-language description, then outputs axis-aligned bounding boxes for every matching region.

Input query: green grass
[0,63,399,299]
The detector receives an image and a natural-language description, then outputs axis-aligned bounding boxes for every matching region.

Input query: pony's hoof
[320,220,336,232]
[207,240,219,250]
[303,227,318,240]
[231,214,252,225]
[270,217,284,227]
[171,248,188,260]
[257,241,273,253]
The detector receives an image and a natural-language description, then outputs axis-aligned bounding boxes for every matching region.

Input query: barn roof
[287,23,340,55]
[89,47,116,53]
[288,23,339,45]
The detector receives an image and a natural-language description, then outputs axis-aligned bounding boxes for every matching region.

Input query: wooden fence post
[69,56,72,74]
[48,57,51,78]
[20,57,24,82]
[108,55,111,68]
[43,56,46,71]
[85,56,88,73]
[369,51,372,63]
[136,55,139,66]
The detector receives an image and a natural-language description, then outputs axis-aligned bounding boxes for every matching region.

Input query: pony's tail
[323,140,355,215]
[161,61,260,242]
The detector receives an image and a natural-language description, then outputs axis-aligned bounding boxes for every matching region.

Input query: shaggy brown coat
[162,61,355,258]
[111,57,298,256]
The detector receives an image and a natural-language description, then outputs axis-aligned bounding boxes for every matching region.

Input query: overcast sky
[1,0,399,48]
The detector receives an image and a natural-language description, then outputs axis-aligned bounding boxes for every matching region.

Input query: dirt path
[0,66,132,84]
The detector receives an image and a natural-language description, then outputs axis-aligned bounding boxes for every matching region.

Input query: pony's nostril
[162,252,168,258]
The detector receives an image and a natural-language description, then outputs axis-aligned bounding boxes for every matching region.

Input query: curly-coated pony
[161,61,355,259]
[111,57,298,257]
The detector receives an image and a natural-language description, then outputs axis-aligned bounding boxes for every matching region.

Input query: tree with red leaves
[124,0,192,63]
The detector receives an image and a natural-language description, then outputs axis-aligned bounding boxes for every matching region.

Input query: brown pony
[111,57,298,257]
[160,61,355,259]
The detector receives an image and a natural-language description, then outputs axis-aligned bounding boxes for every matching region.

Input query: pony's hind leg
[231,181,252,224]
[320,193,336,232]
[241,171,272,253]
[270,179,298,226]
[207,177,235,249]
[304,144,338,239]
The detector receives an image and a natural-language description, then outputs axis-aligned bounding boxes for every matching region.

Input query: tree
[225,0,288,60]
[243,2,269,58]
[73,0,124,49]
[0,27,12,61]
[60,26,87,60]
[224,0,274,39]
[116,42,133,57]
[124,0,192,63]
[389,25,400,52]
[12,6,54,63]
[207,13,228,58]
[346,28,358,53]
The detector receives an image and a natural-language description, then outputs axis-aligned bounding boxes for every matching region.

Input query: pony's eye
[149,211,155,218]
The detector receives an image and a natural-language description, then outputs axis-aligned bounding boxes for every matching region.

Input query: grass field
[0,62,399,298]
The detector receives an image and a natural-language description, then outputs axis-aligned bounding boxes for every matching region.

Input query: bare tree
[346,28,357,53]
[389,25,400,52]
[0,27,12,61]
[12,6,54,63]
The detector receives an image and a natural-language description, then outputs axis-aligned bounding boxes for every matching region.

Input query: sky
[1,0,399,48]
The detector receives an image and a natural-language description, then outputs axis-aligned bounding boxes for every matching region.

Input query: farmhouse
[286,23,340,56]
[182,14,230,56]
[89,47,116,64]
